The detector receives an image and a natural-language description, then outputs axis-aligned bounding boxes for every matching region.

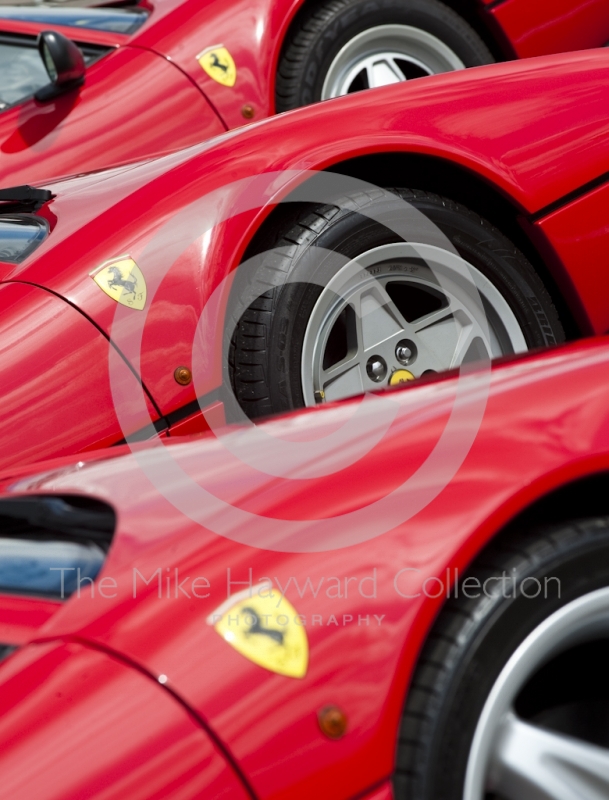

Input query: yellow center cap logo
[91,256,147,310]
[389,369,415,386]
[209,587,308,678]
[197,45,236,87]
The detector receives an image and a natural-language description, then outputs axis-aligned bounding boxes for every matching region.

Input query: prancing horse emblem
[197,45,237,88]
[210,52,228,73]
[241,607,285,645]
[107,265,137,297]
[90,256,147,310]
[208,584,309,678]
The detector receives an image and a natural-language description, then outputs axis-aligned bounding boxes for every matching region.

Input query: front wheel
[228,189,564,420]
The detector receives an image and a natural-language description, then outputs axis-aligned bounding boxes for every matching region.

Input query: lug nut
[366,355,387,383]
[395,339,416,366]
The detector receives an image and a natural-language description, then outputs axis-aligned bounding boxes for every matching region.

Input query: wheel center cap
[389,369,415,386]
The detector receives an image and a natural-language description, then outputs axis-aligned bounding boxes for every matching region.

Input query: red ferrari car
[1,50,608,472]
[1,0,609,185]
[0,335,609,799]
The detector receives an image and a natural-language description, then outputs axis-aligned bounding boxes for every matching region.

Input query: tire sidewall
[402,526,609,799]
[264,195,561,413]
[292,0,492,106]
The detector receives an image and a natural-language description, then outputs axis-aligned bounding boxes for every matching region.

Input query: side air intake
[0,496,115,599]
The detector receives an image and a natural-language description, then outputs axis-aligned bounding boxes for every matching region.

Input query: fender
[4,336,609,800]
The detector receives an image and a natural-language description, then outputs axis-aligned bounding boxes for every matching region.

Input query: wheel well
[244,152,581,340]
[434,0,511,61]
[276,0,510,83]
[328,152,580,339]
[501,473,609,536]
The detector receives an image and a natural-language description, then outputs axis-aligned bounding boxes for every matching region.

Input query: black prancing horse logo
[242,607,285,645]
[107,266,137,297]
[210,52,229,73]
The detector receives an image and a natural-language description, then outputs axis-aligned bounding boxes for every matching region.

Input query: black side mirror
[35,31,86,102]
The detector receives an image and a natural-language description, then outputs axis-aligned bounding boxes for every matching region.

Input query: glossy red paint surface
[0,640,250,798]
[0,46,224,186]
[1,0,608,185]
[1,53,609,469]
[490,0,609,58]
[0,337,607,799]
[0,281,159,471]
[536,182,609,336]
[1,50,606,435]
[0,594,61,645]
[131,0,298,125]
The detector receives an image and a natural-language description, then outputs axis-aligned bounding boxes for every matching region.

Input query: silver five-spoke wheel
[321,24,465,99]
[300,243,527,406]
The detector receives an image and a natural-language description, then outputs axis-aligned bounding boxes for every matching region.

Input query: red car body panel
[0,595,61,645]
[0,45,225,186]
[536,182,609,337]
[1,0,609,184]
[489,0,609,58]
[0,281,160,464]
[130,0,296,127]
[0,640,251,799]
[0,54,608,471]
[0,338,609,797]
[1,52,607,429]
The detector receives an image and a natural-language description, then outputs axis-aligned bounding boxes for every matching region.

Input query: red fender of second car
[4,50,609,431]
[1,336,608,800]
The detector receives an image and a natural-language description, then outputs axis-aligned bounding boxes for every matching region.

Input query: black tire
[276,0,494,112]
[394,516,609,799]
[228,188,564,420]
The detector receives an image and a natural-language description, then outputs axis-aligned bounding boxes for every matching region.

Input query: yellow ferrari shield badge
[208,585,308,678]
[197,45,236,87]
[91,256,146,311]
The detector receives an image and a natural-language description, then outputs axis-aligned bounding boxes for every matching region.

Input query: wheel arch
[241,151,583,340]
[392,464,609,796]
[407,467,609,680]
[328,152,583,340]
[495,470,609,541]
[272,0,510,104]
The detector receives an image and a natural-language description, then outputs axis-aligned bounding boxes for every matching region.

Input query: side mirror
[35,31,85,102]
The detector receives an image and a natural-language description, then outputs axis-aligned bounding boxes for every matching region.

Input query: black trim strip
[0,186,53,208]
[111,388,223,446]
[112,418,168,447]
[530,170,609,222]
[0,645,16,663]
[165,388,222,427]
[483,0,510,10]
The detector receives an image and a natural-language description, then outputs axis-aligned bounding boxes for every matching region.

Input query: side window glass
[0,41,50,108]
